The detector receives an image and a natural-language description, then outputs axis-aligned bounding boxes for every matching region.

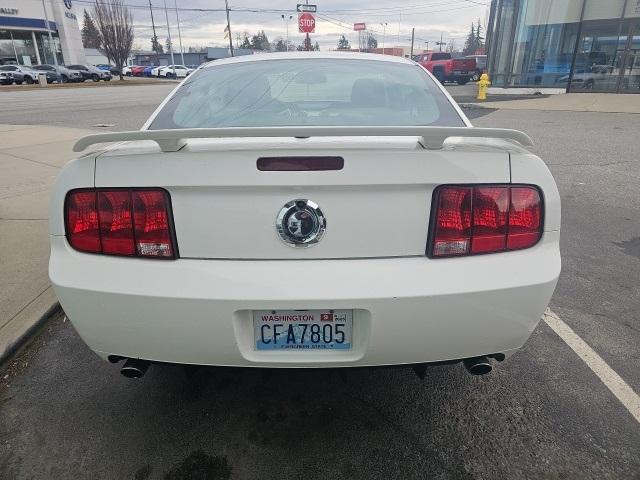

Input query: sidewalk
[465,92,640,114]
[0,124,92,362]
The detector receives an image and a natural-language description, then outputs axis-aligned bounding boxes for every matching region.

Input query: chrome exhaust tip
[463,356,492,375]
[120,358,150,379]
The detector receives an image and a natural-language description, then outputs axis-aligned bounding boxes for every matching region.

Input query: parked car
[150,65,164,76]
[0,70,13,85]
[33,64,83,83]
[135,66,147,76]
[465,54,487,81]
[67,64,112,82]
[157,65,190,78]
[556,65,626,90]
[96,64,120,75]
[0,65,41,84]
[414,52,476,85]
[51,53,560,379]
[143,65,155,77]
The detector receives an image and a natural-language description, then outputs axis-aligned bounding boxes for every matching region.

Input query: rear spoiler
[73,126,533,153]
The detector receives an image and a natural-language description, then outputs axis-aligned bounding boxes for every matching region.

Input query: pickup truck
[414,52,476,85]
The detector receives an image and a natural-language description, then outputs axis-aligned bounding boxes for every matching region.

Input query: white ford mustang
[49,52,561,379]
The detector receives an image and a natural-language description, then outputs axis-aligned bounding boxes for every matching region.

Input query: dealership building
[0,0,85,66]
[486,0,640,93]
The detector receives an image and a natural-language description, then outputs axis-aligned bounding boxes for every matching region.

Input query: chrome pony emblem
[276,199,326,247]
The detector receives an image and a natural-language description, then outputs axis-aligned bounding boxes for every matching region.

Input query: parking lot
[1,84,639,479]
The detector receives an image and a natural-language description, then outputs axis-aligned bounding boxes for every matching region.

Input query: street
[1,84,639,479]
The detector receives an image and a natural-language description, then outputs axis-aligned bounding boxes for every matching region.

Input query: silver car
[33,64,83,83]
[0,65,41,85]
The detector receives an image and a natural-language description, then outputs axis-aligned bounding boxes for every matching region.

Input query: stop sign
[298,12,315,33]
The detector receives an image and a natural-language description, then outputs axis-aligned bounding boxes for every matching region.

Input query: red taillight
[65,188,176,259]
[430,185,542,258]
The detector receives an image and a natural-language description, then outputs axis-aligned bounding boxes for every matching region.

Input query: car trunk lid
[94,137,510,260]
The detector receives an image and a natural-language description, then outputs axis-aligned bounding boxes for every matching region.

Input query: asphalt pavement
[0,84,639,479]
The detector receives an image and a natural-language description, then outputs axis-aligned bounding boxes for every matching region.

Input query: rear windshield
[148,58,464,129]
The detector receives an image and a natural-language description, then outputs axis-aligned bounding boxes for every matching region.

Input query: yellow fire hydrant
[477,73,490,101]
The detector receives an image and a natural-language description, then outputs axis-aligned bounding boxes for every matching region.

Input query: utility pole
[174,0,185,65]
[41,0,58,65]
[162,0,176,77]
[424,40,430,51]
[225,0,234,56]
[410,27,415,58]
[437,32,445,51]
[149,0,159,64]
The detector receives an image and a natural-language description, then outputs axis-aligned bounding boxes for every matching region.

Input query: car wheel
[92,74,100,82]
[61,75,68,83]
[585,79,594,89]
[434,69,445,84]
[471,72,479,82]
[125,71,132,76]
[24,76,34,85]
[104,77,111,81]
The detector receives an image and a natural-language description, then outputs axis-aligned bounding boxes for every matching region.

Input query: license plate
[253,309,353,351]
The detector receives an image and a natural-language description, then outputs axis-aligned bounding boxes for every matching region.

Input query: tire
[92,74,100,82]
[24,76,34,85]
[433,69,445,84]
[584,79,594,90]
[15,80,23,85]
[61,75,68,83]
[104,77,111,81]
[471,72,480,82]
[125,71,132,76]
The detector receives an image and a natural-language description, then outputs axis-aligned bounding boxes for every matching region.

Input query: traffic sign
[297,4,317,12]
[354,22,366,31]
[298,12,315,33]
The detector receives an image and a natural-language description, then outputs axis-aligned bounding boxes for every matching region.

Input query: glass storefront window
[509,0,582,87]
[621,23,640,90]
[36,32,63,65]
[0,30,62,66]
[570,20,627,91]
[8,30,38,66]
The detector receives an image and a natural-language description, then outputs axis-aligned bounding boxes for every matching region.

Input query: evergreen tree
[151,35,163,54]
[81,10,101,49]
[275,38,287,52]
[475,19,484,49]
[240,33,252,49]
[337,35,350,50]
[463,22,476,55]
[165,38,173,53]
[314,41,320,51]
[367,34,378,50]
[250,30,271,51]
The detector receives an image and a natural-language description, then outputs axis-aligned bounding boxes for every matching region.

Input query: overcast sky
[76,0,490,52]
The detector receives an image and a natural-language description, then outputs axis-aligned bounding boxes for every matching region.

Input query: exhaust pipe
[120,358,150,378]
[463,356,492,375]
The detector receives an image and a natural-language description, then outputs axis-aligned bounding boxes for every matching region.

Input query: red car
[131,66,146,77]
[414,52,476,85]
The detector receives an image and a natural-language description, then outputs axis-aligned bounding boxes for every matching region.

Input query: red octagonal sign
[298,12,315,33]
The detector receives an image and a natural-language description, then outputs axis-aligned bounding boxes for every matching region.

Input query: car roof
[201,51,415,70]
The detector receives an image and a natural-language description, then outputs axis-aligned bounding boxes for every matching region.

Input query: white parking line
[544,308,640,424]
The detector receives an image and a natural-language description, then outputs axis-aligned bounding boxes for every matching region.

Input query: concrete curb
[0,294,61,367]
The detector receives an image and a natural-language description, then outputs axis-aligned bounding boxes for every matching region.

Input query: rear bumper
[49,232,560,368]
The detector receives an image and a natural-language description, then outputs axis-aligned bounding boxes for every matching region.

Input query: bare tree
[92,0,134,80]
